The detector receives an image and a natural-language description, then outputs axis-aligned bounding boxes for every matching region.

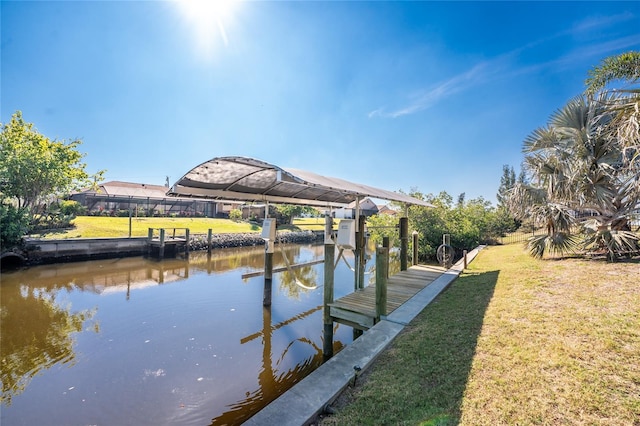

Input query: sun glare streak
[176,0,238,55]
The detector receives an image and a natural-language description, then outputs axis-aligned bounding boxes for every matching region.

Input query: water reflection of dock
[209,305,343,425]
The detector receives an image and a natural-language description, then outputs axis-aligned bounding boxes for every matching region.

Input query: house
[332,198,379,219]
[69,181,239,218]
[377,204,399,215]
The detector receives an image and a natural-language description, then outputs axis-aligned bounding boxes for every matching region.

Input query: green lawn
[27,216,337,239]
[29,216,261,239]
[321,244,640,425]
[292,217,341,231]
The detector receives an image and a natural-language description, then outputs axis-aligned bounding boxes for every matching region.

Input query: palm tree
[509,93,639,260]
[586,51,639,154]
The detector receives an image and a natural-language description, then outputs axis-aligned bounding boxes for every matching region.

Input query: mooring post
[263,250,273,306]
[382,236,390,278]
[323,215,335,361]
[412,230,419,266]
[147,228,153,256]
[207,229,213,254]
[441,234,453,268]
[353,209,364,337]
[263,214,274,307]
[185,228,190,254]
[356,214,366,290]
[159,228,166,259]
[399,217,408,271]
[463,249,468,269]
[375,246,388,321]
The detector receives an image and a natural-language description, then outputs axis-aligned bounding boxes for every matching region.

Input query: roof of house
[98,181,169,198]
[76,181,241,204]
[378,204,399,215]
[346,197,379,210]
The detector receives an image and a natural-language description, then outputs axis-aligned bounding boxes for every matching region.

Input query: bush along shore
[189,230,322,250]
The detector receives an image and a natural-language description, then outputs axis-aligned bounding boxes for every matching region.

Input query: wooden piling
[463,249,468,269]
[356,215,366,290]
[207,229,213,254]
[159,228,166,259]
[375,246,388,320]
[412,230,419,266]
[147,228,153,256]
[263,250,273,307]
[382,236,390,278]
[323,241,335,361]
[399,217,408,271]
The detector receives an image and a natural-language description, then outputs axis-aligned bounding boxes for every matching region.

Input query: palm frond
[582,228,640,261]
[526,232,580,259]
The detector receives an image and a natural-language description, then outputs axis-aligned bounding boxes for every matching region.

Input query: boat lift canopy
[167,156,432,208]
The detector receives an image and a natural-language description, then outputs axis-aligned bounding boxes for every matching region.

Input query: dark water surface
[0,244,374,425]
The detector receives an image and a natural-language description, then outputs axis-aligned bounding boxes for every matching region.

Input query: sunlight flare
[175,0,239,55]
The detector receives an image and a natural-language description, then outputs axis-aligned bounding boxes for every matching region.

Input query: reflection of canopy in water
[168,156,433,208]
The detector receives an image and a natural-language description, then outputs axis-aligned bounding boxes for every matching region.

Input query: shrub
[59,200,85,216]
[229,209,242,221]
[0,203,30,248]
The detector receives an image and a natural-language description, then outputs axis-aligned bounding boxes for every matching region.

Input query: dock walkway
[329,264,446,330]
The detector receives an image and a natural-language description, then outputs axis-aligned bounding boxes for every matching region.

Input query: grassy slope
[30,216,261,239]
[30,216,336,239]
[321,244,640,425]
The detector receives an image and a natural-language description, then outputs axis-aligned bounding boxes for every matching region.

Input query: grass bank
[320,244,640,425]
[29,216,335,239]
[30,216,261,239]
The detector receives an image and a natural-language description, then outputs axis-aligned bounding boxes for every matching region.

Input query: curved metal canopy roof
[168,156,432,208]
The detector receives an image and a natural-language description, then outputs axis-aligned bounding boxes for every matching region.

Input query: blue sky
[2,1,640,205]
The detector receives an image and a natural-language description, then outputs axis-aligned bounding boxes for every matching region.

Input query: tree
[509,93,639,259]
[274,204,315,225]
[496,165,516,209]
[405,190,506,262]
[585,51,640,93]
[586,51,639,153]
[0,111,103,229]
[0,204,30,248]
[366,212,399,247]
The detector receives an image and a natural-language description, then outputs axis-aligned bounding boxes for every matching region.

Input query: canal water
[0,244,388,425]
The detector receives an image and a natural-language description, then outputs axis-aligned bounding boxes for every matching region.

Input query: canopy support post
[356,214,366,290]
[323,213,335,361]
[400,216,408,271]
[263,201,273,307]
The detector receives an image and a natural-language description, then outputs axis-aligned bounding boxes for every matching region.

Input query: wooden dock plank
[329,265,445,329]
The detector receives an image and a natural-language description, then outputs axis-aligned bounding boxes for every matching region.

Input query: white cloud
[368,12,639,119]
[368,60,501,118]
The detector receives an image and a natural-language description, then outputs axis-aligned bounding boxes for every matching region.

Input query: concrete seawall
[23,237,149,264]
[12,231,323,266]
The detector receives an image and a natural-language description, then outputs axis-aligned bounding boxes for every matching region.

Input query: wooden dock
[328,264,446,330]
[147,228,190,259]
